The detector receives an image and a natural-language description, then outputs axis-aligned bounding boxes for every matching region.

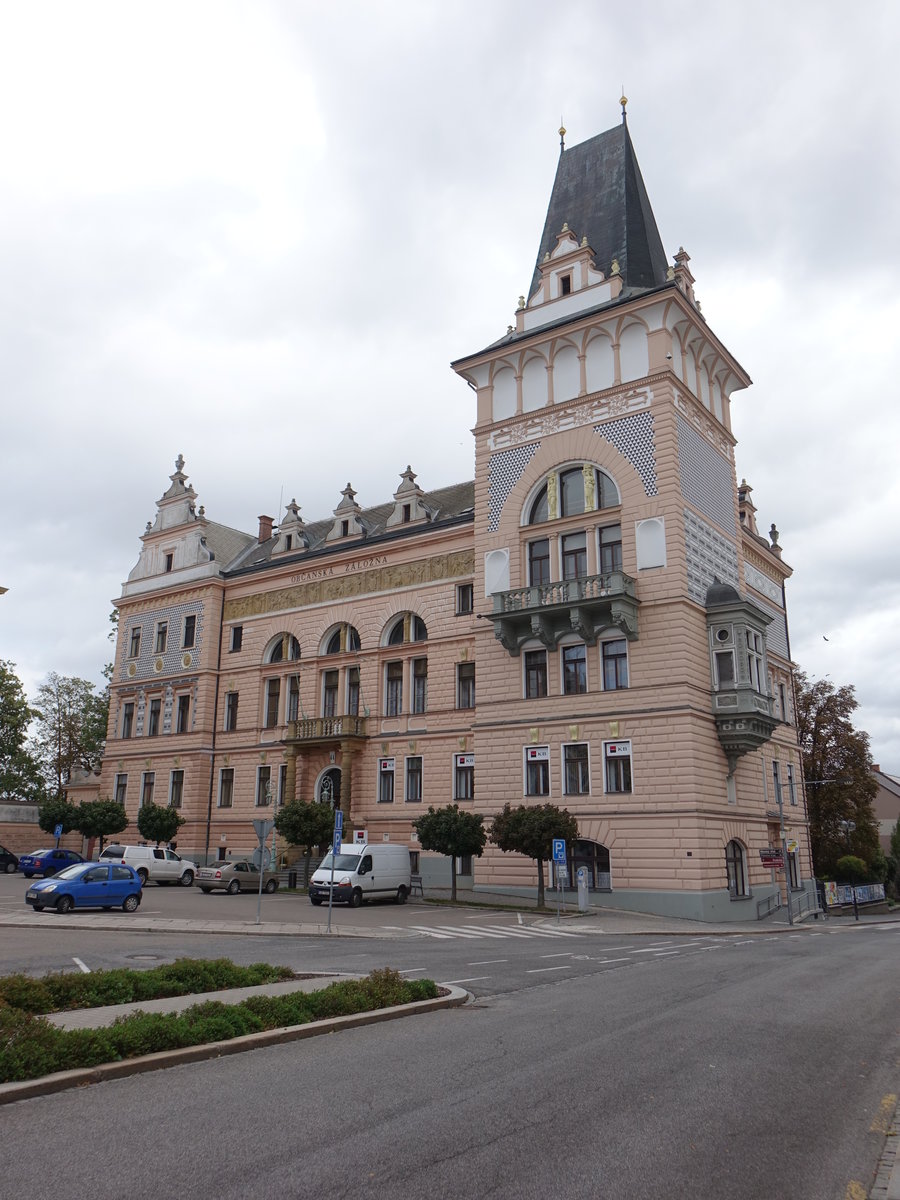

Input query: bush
[835,855,870,885]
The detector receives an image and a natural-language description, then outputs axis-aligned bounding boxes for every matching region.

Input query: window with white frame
[256,765,272,807]
[524,649,548,699]
[385,661,403,716]
[114,773,127,804]
[378,757,395,803]
[457,662,475,709]
[601,639,628,689]
[525,745,550,796]
[405,756,423,803]
[746,630,764,693]
[603,740,632,793]
[169,769,184,809]
[456,583,474,615]
[562,643,587,694]
[140,771,155,808]
[412,658,428,714]
[454,753,474,800]
[563,743,590,795]
[218,767,234,808]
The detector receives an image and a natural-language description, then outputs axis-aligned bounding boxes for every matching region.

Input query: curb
[0,985,470,1106]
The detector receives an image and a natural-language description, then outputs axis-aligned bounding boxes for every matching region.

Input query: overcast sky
[2,1,898,772]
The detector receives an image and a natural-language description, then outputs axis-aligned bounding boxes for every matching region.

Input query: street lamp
[838,818,856,851]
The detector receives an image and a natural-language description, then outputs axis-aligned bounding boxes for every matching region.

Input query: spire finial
[559,117,566,152]
[620,88,628,122]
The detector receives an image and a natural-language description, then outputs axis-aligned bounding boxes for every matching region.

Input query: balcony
[485,571,639,656]
[285,715,368,745]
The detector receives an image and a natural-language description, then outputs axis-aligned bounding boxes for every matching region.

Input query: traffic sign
[333,831,342,854]
[552,838,566,863]
[334,809,343,832]
[54,823,63,839]
[252,818,274,841]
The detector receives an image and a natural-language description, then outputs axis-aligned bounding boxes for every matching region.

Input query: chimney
[258,514,274,543]
[872,764,880,774]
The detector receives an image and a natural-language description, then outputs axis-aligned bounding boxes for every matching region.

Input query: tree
[490,802,579,908]
[29,673,108,800]
[794,670,880,877]
[413,804,487,902]
[0,660,45,802]
[275,801,335,881]
[75,800,128,853]
[137,802,185,847]
[37,797,79,838]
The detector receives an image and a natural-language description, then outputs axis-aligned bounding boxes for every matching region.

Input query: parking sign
[552,838,566,863]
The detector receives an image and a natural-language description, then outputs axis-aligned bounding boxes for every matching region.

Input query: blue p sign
[552,838,566,863]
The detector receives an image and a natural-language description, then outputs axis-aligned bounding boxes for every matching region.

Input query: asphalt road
[0,874,896,1199]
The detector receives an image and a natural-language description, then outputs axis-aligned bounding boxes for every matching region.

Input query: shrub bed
[0,958,295,1014]
[0,968,439,1083]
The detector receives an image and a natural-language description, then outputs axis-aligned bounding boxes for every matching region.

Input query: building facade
[99,112,810,920]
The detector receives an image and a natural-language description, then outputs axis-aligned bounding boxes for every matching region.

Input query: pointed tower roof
[528,116,668,301]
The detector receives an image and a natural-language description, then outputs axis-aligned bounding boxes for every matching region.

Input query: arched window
[324,625,361,655]
[266,634,301,663]
[725,840,748,898]
[385,614,428,645]
[525,465,619,525]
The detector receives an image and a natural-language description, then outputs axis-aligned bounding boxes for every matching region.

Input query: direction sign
[552,838,566,864]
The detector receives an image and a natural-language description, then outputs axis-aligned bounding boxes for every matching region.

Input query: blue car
[25,862,143,914]
[18,847,84,878]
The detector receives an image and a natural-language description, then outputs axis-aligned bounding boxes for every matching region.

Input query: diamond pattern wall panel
[753,595,790,659]
[677,414,735,533]
[592,410,658,497]
[488,443,540,531]
[684,509,739,605]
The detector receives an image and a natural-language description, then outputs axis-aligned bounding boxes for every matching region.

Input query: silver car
[196,859,280,895]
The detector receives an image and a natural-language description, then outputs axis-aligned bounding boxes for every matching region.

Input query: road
[0,875,897,1199]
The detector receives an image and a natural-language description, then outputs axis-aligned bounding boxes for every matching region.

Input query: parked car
[18,847,85,878]
[197,859,280,894]
[98,844,196,886]
[25,862,143,914]
[0,844,19,874]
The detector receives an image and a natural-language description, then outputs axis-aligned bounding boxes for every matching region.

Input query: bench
[410,873,424,897]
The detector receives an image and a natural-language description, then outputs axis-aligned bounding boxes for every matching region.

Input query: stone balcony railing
[484,571,639,656]
[285,715,368,744]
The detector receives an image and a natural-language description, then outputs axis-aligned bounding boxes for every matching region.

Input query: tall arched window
[725,840,748,898]
[325,625,361,655]
[385,614,428,645]
[266,634,301,663]
[525,465,619,526]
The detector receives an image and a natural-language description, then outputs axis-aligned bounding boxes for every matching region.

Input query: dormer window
[341,520,349,537]
[402,504,411,523]
[284,534,292,550]
[560,274,572,296]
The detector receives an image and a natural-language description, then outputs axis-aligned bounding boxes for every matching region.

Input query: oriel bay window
[525,649,548,699]
[604,740,632,794]
[454,753,474,800]
[525,745,550,796]
[563,743,590,795]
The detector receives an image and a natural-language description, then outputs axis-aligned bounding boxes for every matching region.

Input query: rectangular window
[457,854,474,875]
[129,627,141,658]
[604,741,632,794]
[528,538,551,587]
[265,678,280,728]
[599,524,623,574]
[164,553,173,572]
[525,649,548,699]
[114,773,127,805]
[278,763,287,806]
[323,670,339,718]
[148,698,161,737]
[122,702,134,739]
[525,746,550,796]
[456,583,474,615]
[715,650,735,689]
[560,273,571,296]
[176,694,190,734]
[140,771,155,808]
[787,763,797,806]
[347,667,360,716]
[230,625,243,653]
[378,757,395,804]
[561,531,587,580]
[562,643,587,694]
[183,614,196,648]
[169,769,184,809]
[602,639,629,690]
[456,662,475,709]
[563,743,590,795]
[772,760,782,807]
[225,691,239,732]
[454,753,474,800]
[412,658,428,714]
[779,682,789,722]
[218,767,234,808]
[155,621,168,654]
[256,765,272,807]
[287,675,300,722]
[405,756,423,803]
[747,631,764,693]
[385,661,403,717]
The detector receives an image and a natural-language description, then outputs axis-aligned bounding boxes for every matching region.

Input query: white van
[308,843,411,907]
[99,844,196,887]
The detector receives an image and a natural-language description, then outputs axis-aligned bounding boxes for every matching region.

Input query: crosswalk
[383,922,583,941]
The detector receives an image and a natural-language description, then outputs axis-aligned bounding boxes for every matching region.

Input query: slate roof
[528,119,669,300]
[202,520,257,566]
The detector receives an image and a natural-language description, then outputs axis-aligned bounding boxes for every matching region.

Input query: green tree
[0,660,45,802]
[794,670,880,877]
[413,804,487,902]
[29,673,108,800]
[275,801,335,882]
[137,802,185,847]
[75,800,129,853]
[489,802,579,908]
[835,854,869,885]
[37,797,79,839]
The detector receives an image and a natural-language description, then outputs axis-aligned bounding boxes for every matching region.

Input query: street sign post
[53,823,63,846]
[327,810,344,934]
[552,839,567,923]
[252,819,275,925]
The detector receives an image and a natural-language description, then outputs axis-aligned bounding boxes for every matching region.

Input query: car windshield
[55,864,89,880]
[317,853,362,871]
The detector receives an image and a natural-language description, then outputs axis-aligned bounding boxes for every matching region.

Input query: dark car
[25,862,143,914]
[0,844,19,874]
[18,848,85,878]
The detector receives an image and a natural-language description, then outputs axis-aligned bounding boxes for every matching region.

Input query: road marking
[427,926,490,939]
[407,926,454,938]
[631,947,673,954]
[482,924,582,939]
[397,967,427,974]
[651,951,681,957]
[595,957,631,965]
[540,952,573,958]
[870,1093,897,1134]
[469,958,508,965]
[517,913,523,925]
[72,957,90,974]
[526,965,572,973]
[733,940,754,945]
[442,976,490,984]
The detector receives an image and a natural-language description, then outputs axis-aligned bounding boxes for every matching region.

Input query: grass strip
[0,968,438,1083]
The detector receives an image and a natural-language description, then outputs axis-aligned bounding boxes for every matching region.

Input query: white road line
[651,951,681,957]
[428,926,490,939]
[631,947,673,954]
[540,952,573,958]
[469,958,508,965]
[733,940,755,945]
[397,967,427,974]
[72,957,90,974]
[596,945,635,952]
[408,926,455,938]
[481,924,581,939]
[442,976,490,984]
[526,965,572,973]
[594,957,631,965]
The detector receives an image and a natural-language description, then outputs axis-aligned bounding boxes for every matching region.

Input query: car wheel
[350,889,363,908]
[180,871,194,887]
[264,879,278,894]
[122,893,140,913]
[200,886,212,894]
[23,872,33,879]
[309,897,322,907]
[227,879,240,895]
[56,895,74,915]
[4,861,16,874]
[136,868,149,885]
[395,886,408,904]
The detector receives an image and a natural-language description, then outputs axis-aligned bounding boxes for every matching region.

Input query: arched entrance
[317,767,342,811]
[572,840,611,890]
